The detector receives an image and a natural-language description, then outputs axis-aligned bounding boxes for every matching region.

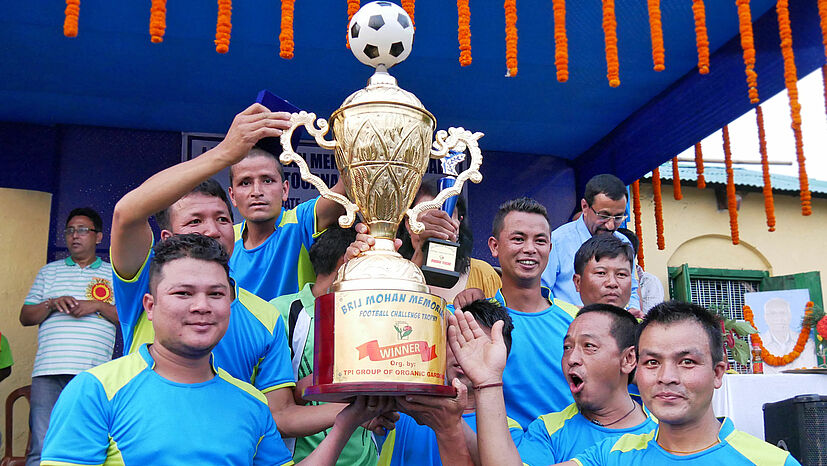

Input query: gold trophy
[280,1,483,401]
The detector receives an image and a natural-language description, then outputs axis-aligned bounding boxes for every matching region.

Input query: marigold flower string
[694,142,706,189]
[149,0,167,43]
[215,0,232,54]
[671,157,683,200]
[552,0,568,81]
[602,0,620,87]
[745,303,814,366]
[504,0,518,77]
[647,0,665,71]
[777,0,811,215]
[723,125,739,245]
[692,0,709,74]
[402,0,415,27]
[818,0,827,59]
[64,0,80,38]
[280,0,295,59]
[458,0,472,66]
[347,0,360,48]
[632,180,645,268]
[652,168,665,250]
[736,0,759,103]
[756,106,776,232]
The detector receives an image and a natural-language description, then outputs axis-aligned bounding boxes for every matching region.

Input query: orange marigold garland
[504,0,518,77]
[647,0,665,71]
[723,125,739,245]
[402,0,415,27]
[149,0,167,43]
[692,0,709,74]
[736,0,759,103]
[671,157,683,200]
[215,0,232,54]
[64,0,80,38]
[694,142,706,189]
[458,0,472,66]
[652,168,665,250]
[777,0,811,215]
[602,0,620,87]
[745,303,814,366]
[818,0,827,58]
[552,0,568,82]
[632,180,645,268]
[280,0,295,59]
[347,0,360,48]
[756,106,776,232]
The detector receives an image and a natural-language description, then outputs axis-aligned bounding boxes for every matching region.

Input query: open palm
[447,310,507,387]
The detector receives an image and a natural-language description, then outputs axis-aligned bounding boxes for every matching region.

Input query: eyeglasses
[589,206,627,224]
[64,227,98,236]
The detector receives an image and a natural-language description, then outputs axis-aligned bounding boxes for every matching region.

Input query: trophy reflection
[279,1,483,401]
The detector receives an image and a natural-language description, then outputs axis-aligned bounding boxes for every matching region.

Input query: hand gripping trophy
[280,1,483,401]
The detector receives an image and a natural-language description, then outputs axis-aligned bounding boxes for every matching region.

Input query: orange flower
[347,0,361,48]
[632,180,645,268]
[671,157,682,200]
[647,0,665,71]
[64,0,80,38]
[504,0,518,77]
[458,0,472,66]
[777,0,811,215]
[692,0,709,74]
[215,0,232,54]
[149,0,167,44]
[602,0,620,87]
[745,303,814,366]
[552,0,568,82]
[652,168,665,250]
[756,106,776,232]
[736,0,759,103]
[402,0,415,27]
[818,0,827,59]
[694,142,706,189]
[280,0,295,59]
[723,125,739,245]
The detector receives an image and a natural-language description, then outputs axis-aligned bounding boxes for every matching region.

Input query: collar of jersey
[64,256,103,269]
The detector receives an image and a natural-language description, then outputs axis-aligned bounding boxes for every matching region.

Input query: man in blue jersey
[565,301,800,466]
[42,234,394,466]
[572,235,635,310]
[111,104,352,439]
[228,146,346,301]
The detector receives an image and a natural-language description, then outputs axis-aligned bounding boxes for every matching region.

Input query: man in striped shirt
[19,207,119,466]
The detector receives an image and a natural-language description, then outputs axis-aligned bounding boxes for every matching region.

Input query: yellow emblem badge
[87,278,113,304]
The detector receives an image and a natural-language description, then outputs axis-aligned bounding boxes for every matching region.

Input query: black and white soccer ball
[348,1,413,69]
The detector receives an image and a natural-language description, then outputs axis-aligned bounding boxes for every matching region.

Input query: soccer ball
[348,1,413,69]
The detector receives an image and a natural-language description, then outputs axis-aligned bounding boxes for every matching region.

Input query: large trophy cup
[280,1,483,401]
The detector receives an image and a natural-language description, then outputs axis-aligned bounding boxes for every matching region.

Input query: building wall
[0,188,52,454]
[634,180,827,299]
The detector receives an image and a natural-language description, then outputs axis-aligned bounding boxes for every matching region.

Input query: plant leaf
[732,339,751,365]
[732,321,757,336]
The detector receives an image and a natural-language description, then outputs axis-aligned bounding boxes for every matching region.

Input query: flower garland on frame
[602,0,620,87]
[215,0,232,54]
[744,302,814,366]
[818,0,827,58]
[552,0,568,82]
[504,0,518,77]
[736,0,759,103]
[671,157,682,200]
[652,168,665,250]
[777,0,811,215]
[692,0,709,74]
[632,180,645,268]
[723,125,739,245]
[694,142,706,189]
[756,106,776,232]
[150,0,167,43]
[64,0,80,38]
[458,0,472,66]
[280,0,295,59]
[347,0,360,48]
[647,0,665,71]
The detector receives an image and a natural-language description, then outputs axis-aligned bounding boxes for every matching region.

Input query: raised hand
[447,310,507,387]
[215,103,293,164]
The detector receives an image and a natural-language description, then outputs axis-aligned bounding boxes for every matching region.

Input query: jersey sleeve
[40,372,111,466]
[23,265,47,304]
[298,196,321,243]
[256,314,297,393]
[516,416,556,466]
[112,247,153,353]
[253,404,296,466]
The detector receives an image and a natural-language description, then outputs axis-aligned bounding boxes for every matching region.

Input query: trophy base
[304,382,456,403]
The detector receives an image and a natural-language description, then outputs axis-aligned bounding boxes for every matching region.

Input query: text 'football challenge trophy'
[280,1,484,401]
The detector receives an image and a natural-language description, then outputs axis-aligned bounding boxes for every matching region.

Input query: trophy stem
[373,238,396,252]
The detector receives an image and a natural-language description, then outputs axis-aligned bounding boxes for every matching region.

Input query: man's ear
[281,178,290,202]
[143,293,156,322]
[620,346,637,375]
[488,236,499,258]
[580,198,588,212]
[712,360,727,389]
[573,273,582,292]
[95,231,103,245]
[227,186,239,208]
[160,229,174,241]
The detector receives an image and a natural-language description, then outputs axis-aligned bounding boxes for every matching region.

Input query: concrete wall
[0,188,52,454]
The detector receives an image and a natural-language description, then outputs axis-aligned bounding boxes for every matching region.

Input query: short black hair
[573,235,635,276]
[577,303,639,383]
[492,197,549,238]
[309,225,357,276]
[148,233,232,294]
[154,179,234,232]
[463,299,514,356]
[229,146,286,185]
[584,174,627,205]
[67,207,103,232]
[615,228,639,255]
[637,300,724,365]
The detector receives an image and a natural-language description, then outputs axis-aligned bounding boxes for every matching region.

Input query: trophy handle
[406,127,484,234]
[280,111,360,228]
